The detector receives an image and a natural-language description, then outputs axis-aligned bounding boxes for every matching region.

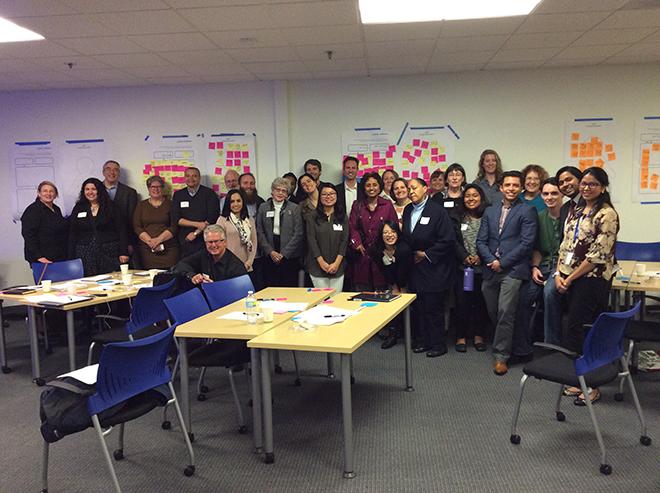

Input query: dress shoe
[426,346,448,358]
[493,361,508,376]
[454,343,467,353]
[413,345,430,353]
[474,341,487,352]
[381,335,397,350]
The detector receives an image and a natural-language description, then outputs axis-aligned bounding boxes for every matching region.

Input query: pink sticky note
[414,149,422,157]
[322,299,334,304]
[431,156,439,163]
[388,145,396,152]
[143,169,149,175]
[439,155,446,162]
[357,169,364,177]
[407,155,415,164]
[227,151,234,158]
[431,147,439,155]
[386,165,394,171]
[360,158,368,165]
[413,139,420,146]
[421,140,429,149]
[323,288,333,291]
[386,151,393,158]
[373,151,380,158]
[243,166,250,173]
[374,158,385,166]
[165,165,172,172]
[411,171,418,178]
[172,176,185,184]
[275,297,287,301]
[242,151,249,158]
[225,159,232,166]
[357,153,364,160]
[215,167,222,174]
[402,151,411,158]
[208,142,216,150]
[144,164,152,173]
[212,184,219,191]
[421,166,429,174]
[402,170,410,178]
[217,142,223,149]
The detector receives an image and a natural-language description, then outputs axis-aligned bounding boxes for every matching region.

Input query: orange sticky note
[641,157,650,166]
[652,144,660,152]
[593,144,602,156]
[641,169,649,180]
[607,152,616,161]
[605,144,613,153]
[590,136,599,144]
[570,144,578,157]
[641,179,648,189]
[571,132,580,141]
[594,158,604,168]
[579,143,587,156]
[579,159,593,170]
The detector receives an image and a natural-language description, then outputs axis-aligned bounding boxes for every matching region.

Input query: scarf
[230,213,252,252]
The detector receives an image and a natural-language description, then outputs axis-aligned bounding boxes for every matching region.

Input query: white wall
[2,63,659,287]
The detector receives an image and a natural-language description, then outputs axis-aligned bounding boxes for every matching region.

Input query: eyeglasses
[579,182,602,189]
[272,188,288,194]
[205,239,226,244]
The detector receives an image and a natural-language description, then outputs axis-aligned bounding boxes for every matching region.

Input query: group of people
[21,152,620,403]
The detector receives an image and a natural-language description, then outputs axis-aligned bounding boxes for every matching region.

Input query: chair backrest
[88,325,176,416]
[615,241,660,262]
[201,274,254,310]
[575,302,640,376]
[31,259,84,284]
[125,279,177,336]
[163,288,210,325]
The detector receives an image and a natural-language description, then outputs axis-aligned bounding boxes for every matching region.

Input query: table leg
[66,311,76,371]
[326,352,335,378]
[0,301,10,374]
[250,348,263,454]
[178,337,193,441]
[261,349,274,464]
[341,353,355,479]
[27,306,43,385]
[404,307,414,392]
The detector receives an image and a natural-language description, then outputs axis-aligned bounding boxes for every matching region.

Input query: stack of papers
[218,311,264,321]
[25,294,92,305]
[80,275,112,283]
[292,305,359,326]
[58,364,99,385]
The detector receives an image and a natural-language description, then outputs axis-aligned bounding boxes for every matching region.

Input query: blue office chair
[615,241,660,262]
[40,326,195,493]
[615,318,660,400]
[87,279,177,364]
[509,302,651,475]
[163,288,250,434]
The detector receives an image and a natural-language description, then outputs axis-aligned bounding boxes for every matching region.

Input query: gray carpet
[0,319,658,493]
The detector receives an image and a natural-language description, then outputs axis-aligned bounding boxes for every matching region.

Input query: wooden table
[0,272,152,384]
[247,292,416,477]
[611,261,660,315]
[174,287,334,448]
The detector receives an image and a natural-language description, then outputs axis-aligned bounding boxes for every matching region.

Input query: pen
[257,298,273,301]
[323,314,347,318]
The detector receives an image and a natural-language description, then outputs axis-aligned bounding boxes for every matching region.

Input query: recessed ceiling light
[0,17,44,42]
[359,0,542,24]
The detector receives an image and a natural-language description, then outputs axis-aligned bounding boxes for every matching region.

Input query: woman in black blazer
[402,178,456,358]
[21,181,68,265]
[68,177,128,276]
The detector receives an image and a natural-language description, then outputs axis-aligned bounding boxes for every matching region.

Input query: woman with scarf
[217,188,257,281]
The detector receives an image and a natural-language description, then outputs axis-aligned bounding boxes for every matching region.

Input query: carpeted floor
[0,317,658,493]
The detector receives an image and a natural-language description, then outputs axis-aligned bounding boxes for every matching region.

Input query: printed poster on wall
[58,139,108,215]
[633,117,660,204]
[10,140,57,220]
[564,118,623,202]
[341,129,398,178]
[397,125,458,183]
[142,134,202,194]
[204,134,257,195]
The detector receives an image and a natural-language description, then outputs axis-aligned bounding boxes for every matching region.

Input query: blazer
[476,199,538,281]
[20,199,69,263]
[401,198,456,293]
[256,199,304,260]
[68,200,128,257]
[335,181,364,218]
[112,182,138,230]
[558,197,578,243]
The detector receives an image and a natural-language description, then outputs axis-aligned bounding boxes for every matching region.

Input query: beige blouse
[557,204,618,281]
[217,215,257,271]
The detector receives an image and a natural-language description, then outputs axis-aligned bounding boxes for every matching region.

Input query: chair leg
[87,342,96,366]
[274,351,282,373]
[162,354,181,430]
[91,415,122,493]
[113,423,125,460]
[616,340,634,401]
[197,367,208,400]
[554,383,566,422]
[509,374,529,444]
[619,356,651,445]
[578,376,610,474]
[228,368,247,434]
[326,353,335,378]
[41,312,51,354]
[40,441,49,493]
[167,382,196,477]
[291,351,301,386]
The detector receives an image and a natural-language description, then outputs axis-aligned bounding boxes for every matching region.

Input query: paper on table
[260,301,308,314]
[292,305,359,326]
[58,364,98,385]
[80,275,112,282]
[25,294,92,305]
[218,311,264,321]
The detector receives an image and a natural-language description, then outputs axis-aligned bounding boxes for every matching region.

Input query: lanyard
[573,208,594,243]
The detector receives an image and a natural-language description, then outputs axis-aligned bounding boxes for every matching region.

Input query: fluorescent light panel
[359,0,542,24]
[0,17,44,42]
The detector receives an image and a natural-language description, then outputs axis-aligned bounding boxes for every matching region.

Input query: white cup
[120,264,129,275]
[122,274,133,286]
[634,264,646,276]
[148,269,159,280]
[67,283,77,295]
[262,306,274,323]
[41,280,52,293]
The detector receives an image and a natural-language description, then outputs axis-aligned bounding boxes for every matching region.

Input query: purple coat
[348,196,398,288]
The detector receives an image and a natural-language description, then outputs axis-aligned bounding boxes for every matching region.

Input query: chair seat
[99,389,168,428]
[91,325,165,344]
[626,320,660,342]
[523,352,620,388]
[188,340,250,368]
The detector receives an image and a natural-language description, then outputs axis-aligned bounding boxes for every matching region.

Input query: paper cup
[634,264,646,276]
[262,306,274,323]
[120,264,129,275]
[41,280,52,293]
[67,283,77,295]
[122,274,133,286]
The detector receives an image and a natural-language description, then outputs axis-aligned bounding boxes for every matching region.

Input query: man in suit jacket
[477,171,538,375]
[336,156,363,216]
[102,160,139,266]
[402,178,456,358]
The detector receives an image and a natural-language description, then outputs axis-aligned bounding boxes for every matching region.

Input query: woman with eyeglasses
[554,167,618,406]
[133,175,179,269]
[305,183,348,290]
[520,164,549,212]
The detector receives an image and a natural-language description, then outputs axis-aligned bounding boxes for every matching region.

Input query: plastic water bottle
[245,290,257,325]
[463,267,474,292]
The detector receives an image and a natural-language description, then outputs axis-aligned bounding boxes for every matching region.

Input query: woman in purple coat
[347,172,398,290]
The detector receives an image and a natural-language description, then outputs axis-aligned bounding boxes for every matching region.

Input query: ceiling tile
[158,49,234,64]
[90,10,194,35]
[427,63,483,73]
[166,0,324,6]
[597,8,660,29]
[145,76,205,85]
[533,0,628,14]
[29,55,111,70]
[603,53,660,64]
[66,67,134,80]
[200,74,258,83]
[243,60,309,74]
[0,40,80,58]
[267,1,358,28]
[181,63,252,76]
[129,33,218,51]
[440,17,524,37]
[503,31,583,50]
[517,12,610,33]
[435,35,508,52]
[543,58,604,67]
[204,29,288,49]
[257,72,312,80]
[86,79,152,87]
[367,56,428,70]
[303,58,366,71]
[56,37,147,55]
[60,0,170,12]
[41,80,99,89]
[0,58,41,72]
[554,44,628,60]
[225,46,300,62]
[485,60,544,70]
[615,42,660,57]
[573,27,657,45]
[177,6,274,31]
[13,70,79,82]
[363,22,442,42]
[12,14,115,38]
[94,53,171,68]
[429,50,494,66]
[123,65,190,78]
[366,39,436,59]
[294,43,364,60]
[0,0,75,17]
[312,68,368,78]
[282,24,363,45]
[0,82,47,91]
[490,47,563,63]
[641,29,660,43]
[369,67,425,76]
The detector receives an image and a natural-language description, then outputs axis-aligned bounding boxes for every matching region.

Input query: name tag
[77,212,87,218]
[420,217,430,225]
[180,201,189,208]
[563,252,574,265]
[266,211,275,218]
[333,224,343,231]
[444,201,454,208]
[461,223,468,231]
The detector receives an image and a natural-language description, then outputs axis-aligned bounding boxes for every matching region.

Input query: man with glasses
[102,160,139,265]
[173,224,246,285]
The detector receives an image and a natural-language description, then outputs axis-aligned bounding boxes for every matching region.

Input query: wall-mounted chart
[10,140,57,220]
[341,129,398,178]
[142,134,201,192]
[397,124,458,182]
[633,116,660,204]
[205,133,257,195]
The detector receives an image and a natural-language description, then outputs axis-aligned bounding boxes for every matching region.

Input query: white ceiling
[0,0,659,90]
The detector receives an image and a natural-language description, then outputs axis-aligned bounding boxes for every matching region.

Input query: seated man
[174,224,247,285]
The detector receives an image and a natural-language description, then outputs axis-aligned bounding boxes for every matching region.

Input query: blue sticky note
[360,302,378,308]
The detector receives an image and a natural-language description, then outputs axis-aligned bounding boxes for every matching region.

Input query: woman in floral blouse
[554,167,618,405]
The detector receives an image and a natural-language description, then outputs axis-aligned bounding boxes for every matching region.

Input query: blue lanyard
[573,208,594,243]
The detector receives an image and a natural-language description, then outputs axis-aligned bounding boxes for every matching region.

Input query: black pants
[264,235,299,288]
[413,291,447,350]
[562,276,610,353]
[250,257,265,291]
[454,272,488,340]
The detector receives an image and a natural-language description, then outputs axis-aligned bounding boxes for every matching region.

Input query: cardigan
[20,199,69,263]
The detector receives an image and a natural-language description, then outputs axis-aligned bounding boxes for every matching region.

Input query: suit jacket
[401,198,456,293]
[558,198,577,243]
[335,181,364,217]
[476,199,538,281]
[113,182,138,241]
[256,199,303,260]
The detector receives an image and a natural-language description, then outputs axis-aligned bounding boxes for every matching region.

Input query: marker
[324,314,347,318]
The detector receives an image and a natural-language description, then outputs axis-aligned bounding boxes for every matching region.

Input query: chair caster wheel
[188,432,195,443]
[600,464,612,475]
[350,376,355,385]
[274,365,283,374]
[640,435,652,446]
[40,489,48,493]
[161,421,171,430]
[264,452,274,464]
[327,373,335,379]
[510,434,521,445]
[200,385,209,393]
[34,378,46,386]
[238,425,248,434]
[613,393,624,401]
[184,465,195,477]
[556,411,566,422]
[113,449,124,461]
[294,379,301,387]
[197,394,206,402]
[1,365,11,374]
